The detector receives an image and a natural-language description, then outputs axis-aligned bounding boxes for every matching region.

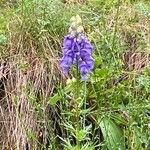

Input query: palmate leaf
[99,117,126,150]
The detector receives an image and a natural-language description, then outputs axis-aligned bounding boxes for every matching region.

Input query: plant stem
[83,81,87,129]
[75,58,80,149]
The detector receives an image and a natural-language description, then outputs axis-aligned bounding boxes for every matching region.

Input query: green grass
[0,0,150,149]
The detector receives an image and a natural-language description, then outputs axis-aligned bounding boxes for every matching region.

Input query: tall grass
[0,0,150,149]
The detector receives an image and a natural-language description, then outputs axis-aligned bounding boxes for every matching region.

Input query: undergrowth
[0,0,150,149]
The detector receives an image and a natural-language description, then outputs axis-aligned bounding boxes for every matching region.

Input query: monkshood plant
[59,15,95,150]
[49,14,126,150]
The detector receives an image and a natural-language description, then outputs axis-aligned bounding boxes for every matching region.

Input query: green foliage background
[0,0,150,149]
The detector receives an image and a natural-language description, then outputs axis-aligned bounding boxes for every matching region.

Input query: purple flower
[60,33,94,80]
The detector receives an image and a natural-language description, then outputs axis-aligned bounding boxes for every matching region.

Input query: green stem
[76,59,80,149]
[83,81,87,129]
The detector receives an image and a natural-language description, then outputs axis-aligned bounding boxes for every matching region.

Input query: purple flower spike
[60,33,94,80]
[78,61,88,80]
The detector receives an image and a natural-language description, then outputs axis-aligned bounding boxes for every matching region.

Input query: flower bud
[77,26,84,34]
[76,15,82,25]
[70,22,77,29]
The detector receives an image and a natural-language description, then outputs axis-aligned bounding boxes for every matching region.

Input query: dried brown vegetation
[0,1,150,149]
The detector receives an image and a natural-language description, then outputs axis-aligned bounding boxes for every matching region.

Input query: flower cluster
[60,16,94,80]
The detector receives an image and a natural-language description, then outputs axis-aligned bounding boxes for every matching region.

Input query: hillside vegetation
[0,0,150,149]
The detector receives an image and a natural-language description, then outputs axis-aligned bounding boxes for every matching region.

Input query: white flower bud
[77,26,84,33]
[76,15,82,24]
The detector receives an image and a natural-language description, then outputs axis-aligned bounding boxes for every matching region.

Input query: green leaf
[76,125,92,142]
[111,113,127,125]
[49,80,76,106]
[49,94,62,106]
[99,117,125,150]
[76,130,86,142]
[94,56,102,67]
[0,34,7,45]
[95,68,109,78]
